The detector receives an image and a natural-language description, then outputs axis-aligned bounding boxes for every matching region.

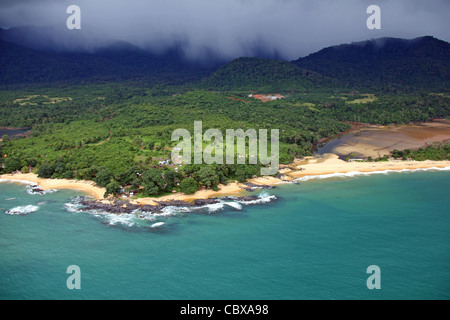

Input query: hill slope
[0,40,90,84]
[2,33,449,91]
[203,57,335,91]
[292,36,450,91]
[0,39,214,86]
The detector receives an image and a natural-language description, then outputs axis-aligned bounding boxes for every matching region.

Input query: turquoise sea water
[1,170,449,300]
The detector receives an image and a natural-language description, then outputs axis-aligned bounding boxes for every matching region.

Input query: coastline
[1,154,449,205]
[316,119,450,159]
[282,154,450,180]
[0,173,106,200]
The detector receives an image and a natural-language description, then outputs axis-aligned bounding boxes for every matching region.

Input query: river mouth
[316,120,450,159]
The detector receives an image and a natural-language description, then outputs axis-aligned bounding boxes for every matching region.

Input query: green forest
[1,81,449,198]
[390,143,450,161]
[1,36,449,198]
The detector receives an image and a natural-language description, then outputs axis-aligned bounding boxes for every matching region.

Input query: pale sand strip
[1,155,449,204]
[0,173,106,200]
[134,182,246,206]
[285,154,450,179]
[0,173,245,204]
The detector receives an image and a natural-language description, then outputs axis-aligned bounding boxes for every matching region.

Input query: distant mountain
[0,40,90,84]
[0,38,215,86]
[2,28,449,92]
[203,57,335,91]
[0,25,114,53]
[292,36,450,91]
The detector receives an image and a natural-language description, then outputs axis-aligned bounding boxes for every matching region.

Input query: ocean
[1,170,449,300]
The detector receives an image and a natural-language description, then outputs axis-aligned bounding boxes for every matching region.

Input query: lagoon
[0,128,30,139]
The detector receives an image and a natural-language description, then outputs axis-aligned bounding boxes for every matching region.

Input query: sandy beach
[125,155,450,204]
[2,155,449,205]
[0,172,247,203]
[0,173,106,199]
[2,120,450,205]
[132,182,246,206]
[283,154,450,180]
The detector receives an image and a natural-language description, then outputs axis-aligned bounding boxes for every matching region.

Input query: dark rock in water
[276,173,290,181]
[124,203,140,211]
[243,183,275,192]
[247,183,274,188]
[155,200,196,207]
[140,205,162,213]
[222,194,278,204]
[221,195,260,202]
[27,185,45,195]
[78,198,196,214]
[237,196,261,202]
[77,190,278,215]
[79,199,140,214]
[193,198,220,206]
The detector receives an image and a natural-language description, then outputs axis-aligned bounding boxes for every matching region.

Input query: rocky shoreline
[78,194,275,214]
[241,183,275,192]
[26,184,57,195]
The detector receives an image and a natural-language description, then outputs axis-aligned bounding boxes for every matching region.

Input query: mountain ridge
[1,32,449,91]
[202,56,337,91]
[292,36,450,91]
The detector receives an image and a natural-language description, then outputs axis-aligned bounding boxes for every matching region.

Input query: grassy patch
[13,95,72,106]
[345,94,377,104]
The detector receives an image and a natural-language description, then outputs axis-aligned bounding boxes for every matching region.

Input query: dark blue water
[0,128,30,138]
[1,170,449,299]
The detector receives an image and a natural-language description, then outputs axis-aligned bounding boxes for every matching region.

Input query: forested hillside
[2,35,450,92]
[1,35,449,198]
[202,57,337,91]
[0,39,214,86]
[292,36,450,91]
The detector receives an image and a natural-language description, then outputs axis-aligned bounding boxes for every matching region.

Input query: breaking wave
[64,202,82,213]
[293,166,450,182]
[63,191,278,229]
[151,222,165,228]
[26,185,57,195]
[5,205,39,215]
[98,212,137,227]
[0,180,57,195]
[64,197,138,227]
[0,179,36,185]
[225,201,243,210]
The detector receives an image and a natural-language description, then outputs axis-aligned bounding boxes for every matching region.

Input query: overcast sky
[1,0,449,60]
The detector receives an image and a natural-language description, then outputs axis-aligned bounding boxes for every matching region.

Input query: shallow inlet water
[0,128,30,138]
[1,169,449,300]
[316,120,450,159]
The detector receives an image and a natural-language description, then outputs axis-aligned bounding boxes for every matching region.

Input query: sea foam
[62,190,279,229]
[225,201,243,210]
[0,179,58,195]
[151,222,165,228]
[88,209,137,227]
[293,166,450,182]
[5,205,39,215]
[26,185,57,195]
[238,192,277,205]
[0,179,36,185]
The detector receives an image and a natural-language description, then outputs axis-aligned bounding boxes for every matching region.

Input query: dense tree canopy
[1,42,449,198]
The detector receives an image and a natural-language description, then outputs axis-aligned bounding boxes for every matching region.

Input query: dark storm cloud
[0,0,449,60]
